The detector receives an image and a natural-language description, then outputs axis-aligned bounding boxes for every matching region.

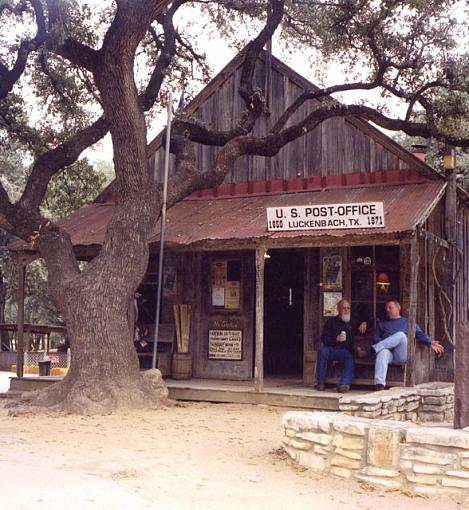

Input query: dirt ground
[0,394,468,510]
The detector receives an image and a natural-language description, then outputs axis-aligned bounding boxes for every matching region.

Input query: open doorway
[263,249,304,376]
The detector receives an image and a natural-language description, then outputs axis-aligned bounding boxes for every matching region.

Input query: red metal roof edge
[185,169,425,201]
[10,179,446,254]
[155,180,446,246]
[93,170,427,206]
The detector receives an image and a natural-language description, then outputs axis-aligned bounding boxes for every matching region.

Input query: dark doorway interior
[263,249,304,376]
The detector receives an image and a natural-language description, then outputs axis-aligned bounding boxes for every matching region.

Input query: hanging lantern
[376,272,391,293]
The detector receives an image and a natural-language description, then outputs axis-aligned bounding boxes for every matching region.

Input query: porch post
[444,148,457,345]
[16,261,26,378]
[405,237,419,387]
[254,246,265,392]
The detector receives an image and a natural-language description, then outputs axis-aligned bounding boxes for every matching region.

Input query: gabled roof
[147,49,441,180]
[97,48,442,203]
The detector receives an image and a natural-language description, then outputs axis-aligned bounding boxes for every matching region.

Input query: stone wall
[283,411,469,495]
[339,382,454,423]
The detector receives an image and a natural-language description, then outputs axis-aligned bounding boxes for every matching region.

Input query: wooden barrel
[171,352,192,380]
[303,351,317,386]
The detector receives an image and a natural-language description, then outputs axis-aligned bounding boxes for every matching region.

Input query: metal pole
[152,93,173,369]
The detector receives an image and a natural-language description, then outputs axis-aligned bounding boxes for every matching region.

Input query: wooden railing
[0,323,66,352]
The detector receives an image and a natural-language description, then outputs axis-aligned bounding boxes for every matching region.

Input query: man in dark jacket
[317,299,367,393]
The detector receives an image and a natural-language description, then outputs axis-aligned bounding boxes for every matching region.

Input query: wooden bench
[323,332,407,387]
[325,358,406,387]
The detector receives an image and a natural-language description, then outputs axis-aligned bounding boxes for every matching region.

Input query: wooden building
[10,51,469,389]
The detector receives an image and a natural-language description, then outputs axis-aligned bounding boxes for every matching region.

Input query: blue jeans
[317,345,354,385]
[372,331,407,385]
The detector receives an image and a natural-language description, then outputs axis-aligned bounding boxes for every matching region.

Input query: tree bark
[27,194,166,414]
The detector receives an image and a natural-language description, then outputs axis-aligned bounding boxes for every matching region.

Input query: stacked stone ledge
[283,411,469,495]
[338,382,454,423]
[419,384,454,423]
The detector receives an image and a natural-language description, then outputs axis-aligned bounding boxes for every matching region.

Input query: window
[350,245,400,326]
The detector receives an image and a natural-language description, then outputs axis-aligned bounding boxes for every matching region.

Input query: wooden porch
[4,374,374,410]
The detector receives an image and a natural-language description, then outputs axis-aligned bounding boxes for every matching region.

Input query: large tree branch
[172,72,387,148]
[0,179,79,281]
[0,0,47,98]
[19,116,109,211]
[170,0,285,148]
[0,179,42,240]
[0,184,15,233]
[139,0,185,112]
[171,118,242,147]
[94,1,176,197]
[52,39,100,74]
[252,103,469,156]
[270,68,387,135]
[100,0,171,63]
[43,0,99,73]
[238,0,284,101]
[168,98,469,210]
[0,100,47,151]
[235,0,284,131]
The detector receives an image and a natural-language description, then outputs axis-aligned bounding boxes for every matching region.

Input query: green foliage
[0,139,29,199]
[43,158,107,220]
[94,159,114,183]
[2,255,60,326]
[0,145,107,324]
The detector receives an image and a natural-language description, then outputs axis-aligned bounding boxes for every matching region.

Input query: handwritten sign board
[266,202,385,232]
[208,319,243,361]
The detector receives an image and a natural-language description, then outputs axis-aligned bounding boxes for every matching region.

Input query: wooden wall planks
[150,59,416,184]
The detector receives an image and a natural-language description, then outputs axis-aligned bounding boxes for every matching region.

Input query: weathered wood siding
[185,251,255,380]
[417,200,454,382]
[150,57,418,184]
[456,204,469,323]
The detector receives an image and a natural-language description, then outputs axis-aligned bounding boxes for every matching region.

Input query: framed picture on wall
[323,292,342,316]
[323,255,342,290]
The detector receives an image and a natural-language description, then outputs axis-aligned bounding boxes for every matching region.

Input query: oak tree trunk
[26,192,166,414]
